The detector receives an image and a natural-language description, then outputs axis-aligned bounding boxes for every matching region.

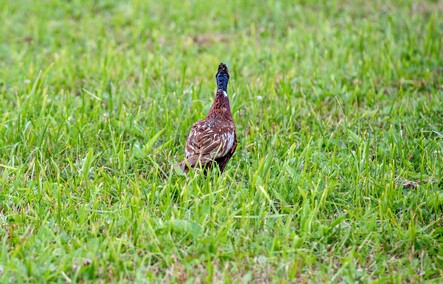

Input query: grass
[0,0,442,282]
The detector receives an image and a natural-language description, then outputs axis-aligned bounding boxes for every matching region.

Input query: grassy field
[1,0,442,282]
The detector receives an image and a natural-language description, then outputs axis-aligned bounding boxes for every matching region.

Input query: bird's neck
[216,73,229,92]
[207,90,233,121]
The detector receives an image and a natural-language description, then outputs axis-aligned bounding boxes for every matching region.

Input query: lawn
[0,0,442,282]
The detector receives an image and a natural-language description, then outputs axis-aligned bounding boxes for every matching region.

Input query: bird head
[215,63,229,92]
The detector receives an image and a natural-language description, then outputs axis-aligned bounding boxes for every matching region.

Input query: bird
[176,63,237,173]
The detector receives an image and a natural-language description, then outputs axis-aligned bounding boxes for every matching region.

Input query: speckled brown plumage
[176,63,237,173]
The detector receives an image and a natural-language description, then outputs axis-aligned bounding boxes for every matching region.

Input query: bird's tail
[216,63,229,92]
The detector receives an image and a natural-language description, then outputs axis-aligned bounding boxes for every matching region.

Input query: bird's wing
[185,120,235,160]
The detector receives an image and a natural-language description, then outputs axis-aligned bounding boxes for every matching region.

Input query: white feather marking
[222,132,235,155]
[223,91,228,97]
[185,143,195,157]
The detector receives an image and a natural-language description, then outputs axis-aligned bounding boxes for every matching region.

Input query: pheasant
[176,63,237,173]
